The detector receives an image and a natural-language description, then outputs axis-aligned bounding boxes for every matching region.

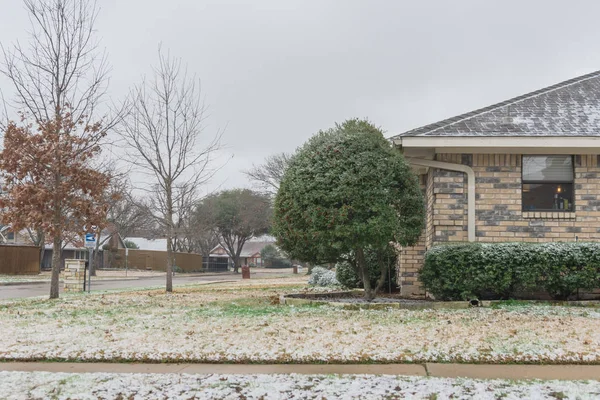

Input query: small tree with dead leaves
[0,114,110,299]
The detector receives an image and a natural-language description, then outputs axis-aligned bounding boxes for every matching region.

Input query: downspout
[406,158,476,242]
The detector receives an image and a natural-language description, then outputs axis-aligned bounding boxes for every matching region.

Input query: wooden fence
[0,245,40,275]
[114,248,205,272]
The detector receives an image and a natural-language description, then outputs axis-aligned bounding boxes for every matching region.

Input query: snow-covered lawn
[1,372,599,400]
[1,276,599,363]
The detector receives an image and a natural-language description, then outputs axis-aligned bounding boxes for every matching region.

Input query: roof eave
[396,136,600,155]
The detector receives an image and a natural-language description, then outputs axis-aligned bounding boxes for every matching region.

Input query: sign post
[84,232,96,293]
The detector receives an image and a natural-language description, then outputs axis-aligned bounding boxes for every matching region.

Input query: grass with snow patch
[0,276,599,364]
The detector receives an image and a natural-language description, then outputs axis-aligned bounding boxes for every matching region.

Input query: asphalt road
[0,270,290,300]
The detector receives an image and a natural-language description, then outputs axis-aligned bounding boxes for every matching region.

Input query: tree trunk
[356,247,375,300]
[50,236,61,299]
[373,255,388,295]
[232,255,240,274]
[166,236,173,292]
[38,240,45,272]
[89,233,105,277]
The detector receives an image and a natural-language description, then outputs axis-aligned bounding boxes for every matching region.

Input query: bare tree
[194,229,220,258]
[106,180,153,240]
[244,152,291,196]
[174,200,219,256]
[88,173,152,275]
[1,0,109,127]
[119,47,222,292]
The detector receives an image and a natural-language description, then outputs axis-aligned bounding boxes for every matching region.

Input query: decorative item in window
[522,155,574,212]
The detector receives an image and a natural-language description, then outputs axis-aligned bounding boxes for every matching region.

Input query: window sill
[522,211,576,219]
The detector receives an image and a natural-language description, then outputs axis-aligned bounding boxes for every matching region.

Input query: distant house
[0,226,36,245]
[125,237,168,251]
[41,229,126,270]
[211,241,276,267]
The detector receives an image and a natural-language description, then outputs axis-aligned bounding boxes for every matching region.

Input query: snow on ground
[0,275,49,283]
[0,277,599,363]
[1,372,599,400]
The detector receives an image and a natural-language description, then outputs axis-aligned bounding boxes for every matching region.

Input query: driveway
[0,269,294,300]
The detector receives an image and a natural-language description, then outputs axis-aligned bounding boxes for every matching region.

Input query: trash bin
[241,265,251,279]
[292,265,298,274]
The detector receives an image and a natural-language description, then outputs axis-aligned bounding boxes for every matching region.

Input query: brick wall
[397,152,600,298]
[397,174,427,297]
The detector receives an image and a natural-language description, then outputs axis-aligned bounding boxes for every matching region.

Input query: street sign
[84,233,96,248]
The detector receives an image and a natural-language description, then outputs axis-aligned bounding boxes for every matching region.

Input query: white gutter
[406,158,476,242]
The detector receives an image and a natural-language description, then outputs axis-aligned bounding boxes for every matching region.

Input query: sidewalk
[1,362,599,380]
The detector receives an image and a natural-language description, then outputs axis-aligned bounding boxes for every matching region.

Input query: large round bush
[273,119,424,299]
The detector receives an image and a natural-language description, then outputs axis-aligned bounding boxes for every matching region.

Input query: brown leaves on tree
[0,113,110,238]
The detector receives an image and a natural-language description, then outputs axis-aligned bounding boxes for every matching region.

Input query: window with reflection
[522,156,574,212]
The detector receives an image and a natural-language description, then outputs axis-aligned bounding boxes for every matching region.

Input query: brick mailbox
[241,265,250,279]
[64,259,86,292]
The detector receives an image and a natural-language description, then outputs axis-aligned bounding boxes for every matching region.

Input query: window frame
[521,155,575,212]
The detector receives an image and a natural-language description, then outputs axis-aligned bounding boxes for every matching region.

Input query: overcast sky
[1,0,600,193]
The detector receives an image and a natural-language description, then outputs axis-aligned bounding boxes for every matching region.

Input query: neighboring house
[392,70,600,298]
[0,226,37,245]
[122,237,229,272]
[126,237,168,251]
[211,241,276,266]
[41,229,126,270]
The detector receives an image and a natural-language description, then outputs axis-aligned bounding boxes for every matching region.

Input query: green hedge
[419,242,600,301]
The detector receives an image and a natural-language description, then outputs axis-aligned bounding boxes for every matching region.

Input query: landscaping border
[280,292,600,310]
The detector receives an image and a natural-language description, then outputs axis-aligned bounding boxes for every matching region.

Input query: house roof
[211,241,276,258]
[127,237,167,251]
[392,70,600,138]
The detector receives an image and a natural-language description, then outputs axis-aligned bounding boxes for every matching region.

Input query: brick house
[392,71,600,298]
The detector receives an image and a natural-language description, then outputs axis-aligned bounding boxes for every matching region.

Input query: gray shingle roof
[392,70,600,138]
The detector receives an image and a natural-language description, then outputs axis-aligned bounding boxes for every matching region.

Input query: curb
[280,293,600,310]
[0,362,599,380]
[0,281,52,287]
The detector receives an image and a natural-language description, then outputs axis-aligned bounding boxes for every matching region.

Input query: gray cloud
[2,0,600,192]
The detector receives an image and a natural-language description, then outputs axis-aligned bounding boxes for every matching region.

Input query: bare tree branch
[243,152,291,196]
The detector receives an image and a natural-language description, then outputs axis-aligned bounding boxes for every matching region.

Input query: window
[522,155,574,212]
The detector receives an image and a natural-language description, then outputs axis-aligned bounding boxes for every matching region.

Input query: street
[0,269,293,300]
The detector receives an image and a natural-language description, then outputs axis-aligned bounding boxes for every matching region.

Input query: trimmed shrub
[267,258,293,268]
[420,242,600,301]
[335,246,398,291]
[335,261,361,289]
[308,266,340,287]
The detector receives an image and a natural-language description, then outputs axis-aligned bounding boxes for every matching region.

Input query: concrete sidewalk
[1,362,599,380]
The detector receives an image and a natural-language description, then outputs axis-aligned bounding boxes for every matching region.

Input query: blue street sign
[85,233,96,248]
